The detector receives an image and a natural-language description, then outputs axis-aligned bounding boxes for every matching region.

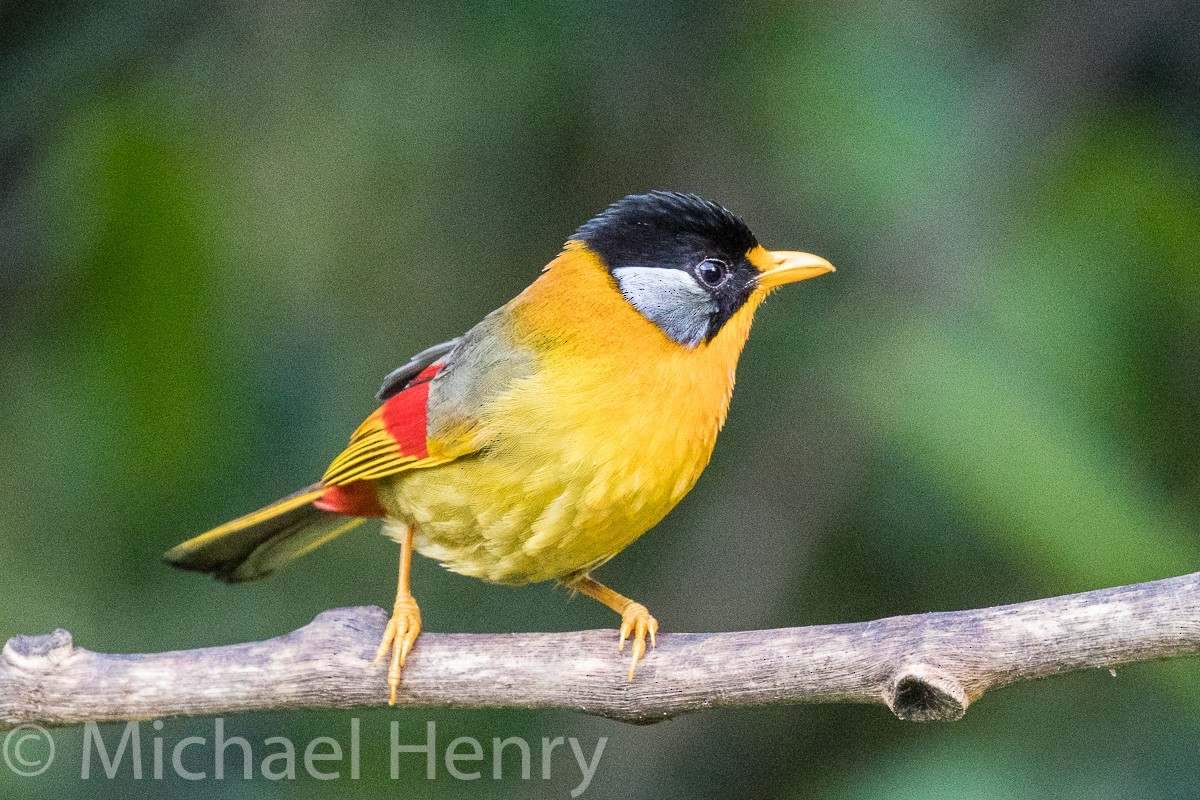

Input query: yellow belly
[379,353,724,584]
[378,245,762,585]
[380,443,704,584]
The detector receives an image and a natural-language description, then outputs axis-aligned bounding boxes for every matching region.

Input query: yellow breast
[381,244,764,584]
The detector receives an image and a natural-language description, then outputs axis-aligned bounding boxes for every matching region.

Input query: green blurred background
[3,0,1200,797]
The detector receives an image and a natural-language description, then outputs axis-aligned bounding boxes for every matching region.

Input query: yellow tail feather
[165,485,363,583]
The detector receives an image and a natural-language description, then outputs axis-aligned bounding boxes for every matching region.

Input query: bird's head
[569,191,834,349]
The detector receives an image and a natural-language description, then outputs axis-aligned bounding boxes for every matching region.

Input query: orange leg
[372,524,421,705]
[568,574,658,680]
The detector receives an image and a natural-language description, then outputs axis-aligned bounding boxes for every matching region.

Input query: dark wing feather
[376,337,462,401]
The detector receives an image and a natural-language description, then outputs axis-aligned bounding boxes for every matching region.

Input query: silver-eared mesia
[166,191,835,704]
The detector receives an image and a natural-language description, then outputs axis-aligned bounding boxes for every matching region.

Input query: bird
[165,191,834,704]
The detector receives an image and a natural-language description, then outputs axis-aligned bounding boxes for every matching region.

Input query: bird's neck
[507,243,763,440]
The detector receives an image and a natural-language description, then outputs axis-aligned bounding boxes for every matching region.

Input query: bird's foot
[618,602,658,680]
[372,595,421,705]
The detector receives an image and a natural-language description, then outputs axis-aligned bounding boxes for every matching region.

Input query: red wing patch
[380,363,440,459]
[320,363,446,486]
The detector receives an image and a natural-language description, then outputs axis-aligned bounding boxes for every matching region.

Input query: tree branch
[4,571,1200,729]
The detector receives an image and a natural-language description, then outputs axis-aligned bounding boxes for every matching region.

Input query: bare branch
[4,571,1200,729]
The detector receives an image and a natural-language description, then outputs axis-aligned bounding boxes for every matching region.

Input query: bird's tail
[164,484,365,583]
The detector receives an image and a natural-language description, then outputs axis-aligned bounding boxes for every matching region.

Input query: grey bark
[3,571,1199,729]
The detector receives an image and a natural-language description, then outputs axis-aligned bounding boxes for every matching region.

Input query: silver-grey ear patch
[611,266,717,348]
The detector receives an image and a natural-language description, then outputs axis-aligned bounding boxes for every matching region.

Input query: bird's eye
[696,259,728,287]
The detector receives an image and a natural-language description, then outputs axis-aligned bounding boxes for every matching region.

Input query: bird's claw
[618,602,658,680]
[372,595,421,705]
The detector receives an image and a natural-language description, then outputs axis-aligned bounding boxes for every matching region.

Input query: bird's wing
[322,359,452,485]
[322,315,532,486]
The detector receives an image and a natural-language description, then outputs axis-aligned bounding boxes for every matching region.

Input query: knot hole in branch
[887,664,968,722]
[2,629,76,670]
